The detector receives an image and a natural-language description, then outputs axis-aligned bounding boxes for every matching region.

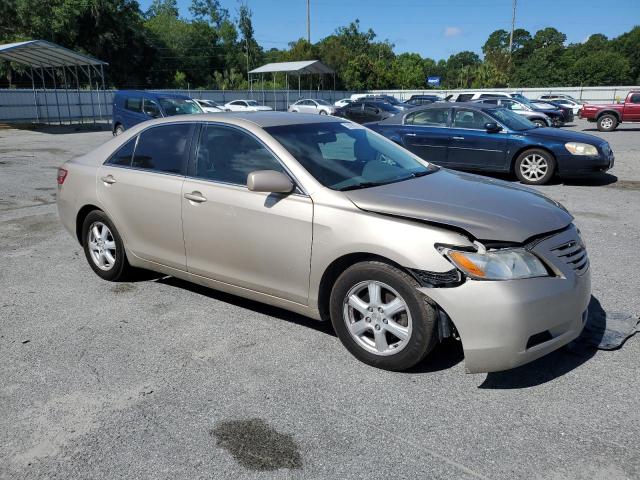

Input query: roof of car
[377,102,498,125]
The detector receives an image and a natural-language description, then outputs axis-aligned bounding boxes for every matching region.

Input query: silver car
[288,98,336,115]
[57,112,590,373]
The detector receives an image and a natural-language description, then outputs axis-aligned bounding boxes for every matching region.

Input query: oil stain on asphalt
[211,418,303,471]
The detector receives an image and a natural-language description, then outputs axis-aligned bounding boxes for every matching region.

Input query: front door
[181,123,313,304]
[446,108,507,170]
[97,123,195,270]
[400,107,451,165]
[626,93,640,121]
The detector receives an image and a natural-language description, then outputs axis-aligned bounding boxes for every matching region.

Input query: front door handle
[101,175,116,185]
[184,191,207,203]
[404,133,416,137]
[452,136,465,140]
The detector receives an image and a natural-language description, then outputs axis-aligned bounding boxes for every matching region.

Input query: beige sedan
[57,112,590,372]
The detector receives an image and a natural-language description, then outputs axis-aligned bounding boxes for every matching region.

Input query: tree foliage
[0,3,638,90]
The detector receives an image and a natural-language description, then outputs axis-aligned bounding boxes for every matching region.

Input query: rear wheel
[319,110,327,115]
[82,210,132,281]
[597,114,618,132]
[514,149,556,185]
[329,261,437,371]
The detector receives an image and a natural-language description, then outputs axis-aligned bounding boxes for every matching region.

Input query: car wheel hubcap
[601,118,613,128]
[343,281,412,356]
[520,154,549,181]
[88,222,116,271]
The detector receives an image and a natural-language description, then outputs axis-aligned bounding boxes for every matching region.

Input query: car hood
[343,169,573,243]
[522,127,605,145]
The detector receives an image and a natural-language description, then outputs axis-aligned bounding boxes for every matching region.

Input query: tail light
[57,168,68,185]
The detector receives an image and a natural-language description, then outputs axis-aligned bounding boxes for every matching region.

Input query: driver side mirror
[247,170,294,194]
[485,122,502,133]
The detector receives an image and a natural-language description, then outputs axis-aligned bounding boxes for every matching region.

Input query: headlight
[565,142,598,156]
[439,247,548,280]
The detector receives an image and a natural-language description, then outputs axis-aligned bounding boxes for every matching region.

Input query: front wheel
[113,124,124,136]
[597,114,618,132]
[329,261,437,371]
[532,119,547,128]
[319,110,327,115]
[514,149,556,185]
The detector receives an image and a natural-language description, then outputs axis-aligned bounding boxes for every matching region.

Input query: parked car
[538,95,584,115]
[406,94,441,106]
[454,92,568,124]
[288,98,336,115]
[335,101,401,123]
[112,91,202,135]
[350,94,413,110]
[533,99,574,123]
[57,111,591,373]
[473,97,554,128]
[224,99,273,112]
[477,96,565,127]
[578,91,640,131]
[334,98,353,108]
[366,103,614,185]
[193,99,227,113]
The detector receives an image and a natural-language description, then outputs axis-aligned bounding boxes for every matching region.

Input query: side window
[195,125,285,185]
[630,94,640,104]
[132,124,192,174]
[453,109,492,129]
[142,99,161,118]
[482,99,499,105]
[456,94,473,102]
[405,109,450,126]
[125,97,142,113]
[106,136,136,167]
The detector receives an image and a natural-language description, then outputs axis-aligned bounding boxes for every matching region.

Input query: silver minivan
[57,112,590,373]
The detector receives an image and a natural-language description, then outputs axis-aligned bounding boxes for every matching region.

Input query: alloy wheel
[519,153,549,182]
[600,117,613,129]
[342,280,412,356]
[87,221,117,271]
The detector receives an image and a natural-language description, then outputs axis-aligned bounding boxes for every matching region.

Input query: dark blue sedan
[366,103,614,185]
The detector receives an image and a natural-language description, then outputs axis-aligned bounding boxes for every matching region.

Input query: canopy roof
[249,60,334,75]
[0,40,107,68]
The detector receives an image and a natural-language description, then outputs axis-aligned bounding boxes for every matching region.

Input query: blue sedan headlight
[565,142,598,156]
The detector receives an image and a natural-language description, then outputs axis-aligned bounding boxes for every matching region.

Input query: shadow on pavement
[155,276,336,337]
[0,122,111,134]
[478,296,605,389]
[405,338,464,373]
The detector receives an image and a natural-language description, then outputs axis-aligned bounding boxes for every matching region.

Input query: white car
[193,99,227,113]
[224,99,273,112]
[538,95,584,115]
[288,98,336,115]
[334,98,352,108]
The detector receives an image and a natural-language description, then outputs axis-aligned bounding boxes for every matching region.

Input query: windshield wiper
[339,181,385,191]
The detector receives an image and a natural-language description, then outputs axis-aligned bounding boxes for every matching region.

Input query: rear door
[97,123,195,270]
[400,107,451,165]
[446,108,507,170]
[122,96,148,128]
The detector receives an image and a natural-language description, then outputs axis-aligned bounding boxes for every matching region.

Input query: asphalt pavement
[0,120,638,479]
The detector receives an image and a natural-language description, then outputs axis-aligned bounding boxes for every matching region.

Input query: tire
[514,148,556,185]
[597,114,618,132]
[113,124,124,136]
[532,119,547,128]
[329,261,438,371]
[82,210,132,281]
[319,110,327,115]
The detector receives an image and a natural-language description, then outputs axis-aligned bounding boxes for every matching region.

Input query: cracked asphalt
[1,120,638,479]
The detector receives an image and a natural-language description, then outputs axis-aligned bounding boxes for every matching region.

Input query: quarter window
[132,124,192,174]
[106,137,136,167]
[405,109,450,126]
[195,125,285,185]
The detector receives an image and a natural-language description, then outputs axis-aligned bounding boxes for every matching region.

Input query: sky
[139,0,640,60]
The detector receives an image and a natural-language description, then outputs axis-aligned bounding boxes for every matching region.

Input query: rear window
[125,98,142,112]
[106,137,137,167]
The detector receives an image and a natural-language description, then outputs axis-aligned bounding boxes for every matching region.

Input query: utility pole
[307,0,311,43]
[508,0,517,57]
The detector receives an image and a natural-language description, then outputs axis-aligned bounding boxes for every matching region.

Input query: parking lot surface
[1,120,639,479]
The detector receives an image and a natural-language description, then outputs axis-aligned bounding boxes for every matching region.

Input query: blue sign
[427,76,441,86]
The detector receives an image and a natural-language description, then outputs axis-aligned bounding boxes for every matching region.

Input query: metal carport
[0,40,108,125]
[249,60,335,109]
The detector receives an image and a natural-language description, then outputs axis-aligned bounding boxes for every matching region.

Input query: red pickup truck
[579,90,640,131]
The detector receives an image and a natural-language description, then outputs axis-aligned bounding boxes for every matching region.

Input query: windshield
[488,108,536,131]
[265,122,435,191]
[159,98,202,116]
[375,102,399,112]
[512,96,535,108]
[200,100,221,107]
[511,93,529,102]
[383,96,400,104]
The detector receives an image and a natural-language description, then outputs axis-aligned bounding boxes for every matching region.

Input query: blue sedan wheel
[515,149,556,185]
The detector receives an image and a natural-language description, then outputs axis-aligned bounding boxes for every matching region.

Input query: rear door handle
[452,136,465,140]
[100,175,116,185]
[184,191,207,203]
